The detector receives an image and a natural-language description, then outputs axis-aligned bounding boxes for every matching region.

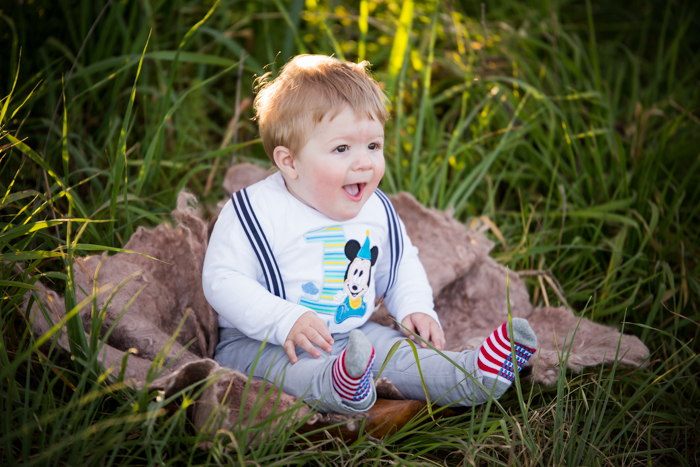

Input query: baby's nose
[353,149,374,170]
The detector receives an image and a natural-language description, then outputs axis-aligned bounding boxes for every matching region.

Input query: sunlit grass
[1,0,698,464]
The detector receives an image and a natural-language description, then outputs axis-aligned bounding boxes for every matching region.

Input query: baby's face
[284,105,385,221]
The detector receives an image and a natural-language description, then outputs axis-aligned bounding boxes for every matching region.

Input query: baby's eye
[334,145,349,153]
[368,142,381,150]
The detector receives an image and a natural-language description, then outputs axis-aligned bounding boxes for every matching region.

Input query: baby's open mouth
[343,183,367,198]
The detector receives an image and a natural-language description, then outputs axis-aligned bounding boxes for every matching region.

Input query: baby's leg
[214,327,376,414]
[361,319,537,407]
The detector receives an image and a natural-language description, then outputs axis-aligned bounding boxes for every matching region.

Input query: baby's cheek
[315,167,342,189]
[310,173,339,199]
[377,154,386,172]
[372,156,386,184]
[323,182,343,203]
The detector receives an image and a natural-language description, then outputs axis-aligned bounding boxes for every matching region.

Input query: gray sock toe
[345,330,373,378]
[509,318,538,349]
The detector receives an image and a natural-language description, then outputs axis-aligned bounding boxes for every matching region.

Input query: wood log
[298,398,461,442]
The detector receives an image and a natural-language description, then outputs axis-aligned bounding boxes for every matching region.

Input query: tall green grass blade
[199,27,264,74]
[0,219,71,244]
[179,0,220,49]
[0,280,40,290]
[358,1,369,62]
[447,93,529,210]
[387,0,413,83]
[270,0,307,55]
[374,339,402,381]
[585,0,602,91]
[135,63,236,196]
[408,6,437,193]
[1,133,66,189]
[387,44,411,193]
[0,48,19,126]
[281,0,304,62]
[0,251,65,261]
[0,15,19,94]
[61,80,69,185]
[108,31,150,242]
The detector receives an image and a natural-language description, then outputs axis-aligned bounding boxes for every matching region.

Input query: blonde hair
[254,55,390,163]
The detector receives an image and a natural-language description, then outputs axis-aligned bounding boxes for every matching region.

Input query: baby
[203,55,537,414]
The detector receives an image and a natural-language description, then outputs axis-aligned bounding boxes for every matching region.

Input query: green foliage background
[1,0,698,465]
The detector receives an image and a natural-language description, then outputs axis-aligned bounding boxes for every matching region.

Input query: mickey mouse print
[300,227,379,325]
[334,231,378,323]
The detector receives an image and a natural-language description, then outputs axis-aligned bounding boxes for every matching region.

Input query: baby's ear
[345,240,360,260]
[370,246,378,265]
[273,146,297,178]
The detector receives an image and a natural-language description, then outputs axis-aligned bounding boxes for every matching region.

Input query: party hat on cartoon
[358,231,372,260]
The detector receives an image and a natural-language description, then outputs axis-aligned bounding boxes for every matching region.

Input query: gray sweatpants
[214,321,493,414]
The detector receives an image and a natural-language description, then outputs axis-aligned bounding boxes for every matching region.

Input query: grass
[1,0,699,464]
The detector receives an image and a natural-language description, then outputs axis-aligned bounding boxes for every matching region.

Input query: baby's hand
[284,311,334,364]
[400,313,445,351]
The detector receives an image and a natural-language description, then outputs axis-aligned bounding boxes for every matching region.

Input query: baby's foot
[332,330,375,409]
[478,318,537,398]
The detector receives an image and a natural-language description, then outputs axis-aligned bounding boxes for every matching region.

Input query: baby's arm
[203,201,333,355]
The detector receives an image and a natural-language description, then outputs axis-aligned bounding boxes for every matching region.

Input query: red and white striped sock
[478,320,537,384]
[332,347,375,403]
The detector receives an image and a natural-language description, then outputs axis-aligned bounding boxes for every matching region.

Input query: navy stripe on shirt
[231,190,286,299]
[376,189,404,296]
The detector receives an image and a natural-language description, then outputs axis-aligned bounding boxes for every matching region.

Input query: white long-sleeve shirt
[202,172,439,346]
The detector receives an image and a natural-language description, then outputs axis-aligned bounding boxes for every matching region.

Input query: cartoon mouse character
[334,231,378,324]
